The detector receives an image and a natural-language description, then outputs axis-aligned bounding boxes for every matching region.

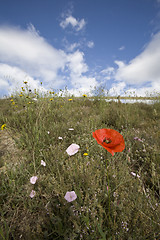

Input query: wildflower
[134,137,143,142]
[10,99,14,102]
[30,176,38,184]
[122,221,129,231]
[1,124,6,130]
[64,191,77,202]
[24,81,28,84]
[68,128,74,131]
[29,190,36,198]
[83,153,88,156]
[40,82,42,85]
[19,94,23,97]
[47,131,50,134]
[41,160,46,166]
[113,192,118,198]
[93,128,125,156]
[68,99,72,101]
[12,102,15,105]
[58,136,63,140]
[50,98,53,101]
[83,94,87,97]
[66,143,80,156]
[131,172,140,178]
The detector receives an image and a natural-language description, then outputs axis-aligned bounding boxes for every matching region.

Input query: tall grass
[0,90,160,239]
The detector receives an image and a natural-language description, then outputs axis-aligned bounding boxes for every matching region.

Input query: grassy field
[0,90,160,239]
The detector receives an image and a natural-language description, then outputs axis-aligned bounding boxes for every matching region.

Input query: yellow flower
[24,81,28,84]
[19,94,23,97]
[1,124,6,130]
[11,95,13,98]
[50,98,53,101]
[12,102,15,105]
[10,99,14,102]
[83,94,87,97]
[68,99,72,101]
[83,153,88,156]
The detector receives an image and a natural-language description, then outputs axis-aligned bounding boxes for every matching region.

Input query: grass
[0,90,160,239]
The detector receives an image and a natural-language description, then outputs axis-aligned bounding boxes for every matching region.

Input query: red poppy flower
[92,128,125,156]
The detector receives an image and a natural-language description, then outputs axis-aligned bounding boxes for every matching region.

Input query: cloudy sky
[0,0,160,97]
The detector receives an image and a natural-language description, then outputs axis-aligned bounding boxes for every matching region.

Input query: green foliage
[0,92,160,240]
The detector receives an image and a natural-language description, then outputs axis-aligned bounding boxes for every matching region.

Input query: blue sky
[0,0,160,97]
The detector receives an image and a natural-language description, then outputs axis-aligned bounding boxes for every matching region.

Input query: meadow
[0,87,160,240]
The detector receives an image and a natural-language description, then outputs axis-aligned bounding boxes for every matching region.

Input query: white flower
[66,143,80,156]
[68,128,74,131]
[41,160,46,166]
[58,136,63,140]
[29,190,36,198]
[64,191,77,202]
[30,176,38,184]
[131,172,140,178]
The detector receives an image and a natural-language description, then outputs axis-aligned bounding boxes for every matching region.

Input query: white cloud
[64,39,94,52]
[99,67,115,81]
[0,25,98,97]
[87,41,94,48]
[0,63,46,95]
[66,42,81,52]
[108,82,126,96]
[0,25,67,85]
[67,50,88,77]
[119,46,125,51]
[67,50,98,90]
[115,32,160,86]
[60,15,86,31]
[101,67,115,75]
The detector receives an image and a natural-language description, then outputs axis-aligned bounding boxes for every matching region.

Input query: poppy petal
[93,128,125,155]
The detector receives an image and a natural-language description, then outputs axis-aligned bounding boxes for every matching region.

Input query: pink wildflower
[64,191,77,202]
[30,176,38,184]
